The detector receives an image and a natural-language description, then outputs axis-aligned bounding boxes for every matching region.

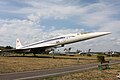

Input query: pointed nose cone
[106,32,111,34]
[91,32,111,38]
[101,32,111,34]
[96,32,111,36]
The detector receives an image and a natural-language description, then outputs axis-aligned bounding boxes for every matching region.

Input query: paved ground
[0,60,120,80]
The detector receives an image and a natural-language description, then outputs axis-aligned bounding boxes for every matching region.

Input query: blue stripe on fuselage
[22,37,65,48]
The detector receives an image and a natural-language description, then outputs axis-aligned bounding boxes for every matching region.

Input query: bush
[96,52,105,55]
[97,55,105,62]
[87,54,92,56]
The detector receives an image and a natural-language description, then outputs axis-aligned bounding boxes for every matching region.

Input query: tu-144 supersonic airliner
[1,32,111,54]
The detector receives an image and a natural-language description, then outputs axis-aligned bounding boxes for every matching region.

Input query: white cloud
[0,18,83,47]
[0,0,120,51]
[0,19,41,45]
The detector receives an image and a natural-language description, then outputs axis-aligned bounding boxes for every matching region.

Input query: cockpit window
[70,36,75,37]
[77,33,80,35]
[76,32,89,35]
[68,36,75,38]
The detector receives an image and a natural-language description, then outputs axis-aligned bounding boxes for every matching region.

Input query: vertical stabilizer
[16,38,23,49]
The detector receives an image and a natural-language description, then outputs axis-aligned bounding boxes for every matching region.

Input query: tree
[76,49,81,53]
[64,47,71,52]
[68,47,71,52]
[5,46,13,49]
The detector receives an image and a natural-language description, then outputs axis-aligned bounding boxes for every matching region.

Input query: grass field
[40,64,120,80]
[0,54,120,74]
[0,54,97,73]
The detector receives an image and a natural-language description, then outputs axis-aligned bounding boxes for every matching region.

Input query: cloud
[0,19,40,45]
[0,0,120,51]
[0,18,83,46]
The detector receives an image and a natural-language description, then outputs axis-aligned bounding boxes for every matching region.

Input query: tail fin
[16,38,23,49]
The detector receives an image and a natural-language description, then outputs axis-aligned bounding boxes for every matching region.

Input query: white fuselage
[19,32,111,49]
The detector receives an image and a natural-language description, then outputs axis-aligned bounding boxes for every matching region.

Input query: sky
[0,0,120,52]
